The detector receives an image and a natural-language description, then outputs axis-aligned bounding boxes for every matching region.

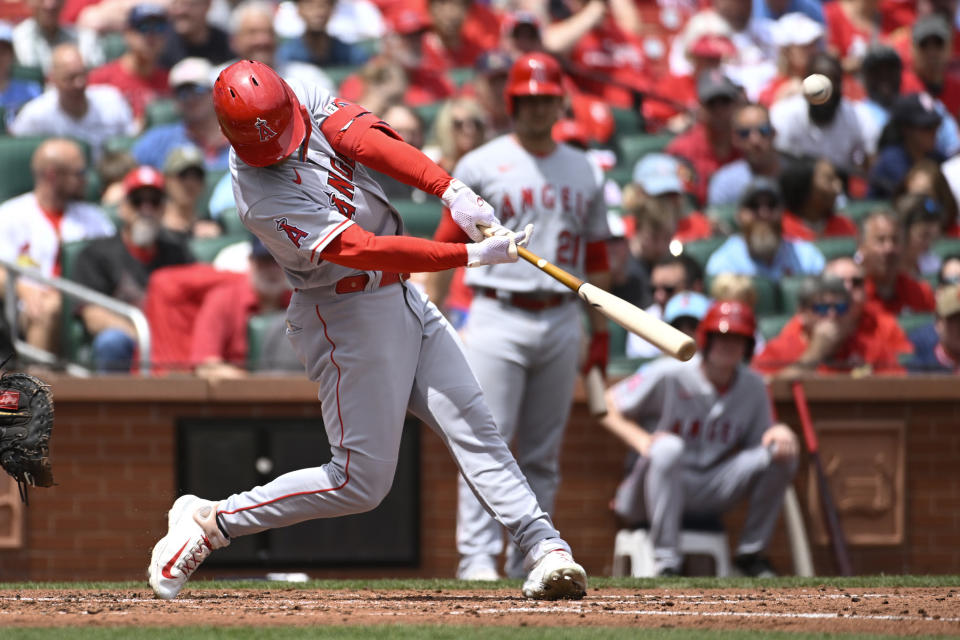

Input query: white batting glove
[466,224,533,267]
[442,178,500,242]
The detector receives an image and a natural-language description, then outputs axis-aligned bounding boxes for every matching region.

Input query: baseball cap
[696,69,740,103]
[389,8,431,35]
[772,12,824,48]
[913,14,951,45]
[128,3,166,28]
[0,21,13,44]
[474,50,513,77]
[169,57,214,89]
[632,153,684,196]
[164,145,205,175]
[123,165,165,195]
[689,34,736,59]
[892,92,942,129]
[739,176,782,208]
[664,291,711,326]
[936,284,960,318]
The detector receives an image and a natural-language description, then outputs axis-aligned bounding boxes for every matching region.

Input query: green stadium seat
[840,199,887,223]
[897,312,934,335]
[606,164,633,188]
[216,207,247,236]
[780,275,815,314]
[321,65,359,91]
[393,198,442,238]
[814,236,857,261]
[608,319,628,359]
[103,135,138,155]
[0,136,89,201]
[247,311,283,370]
[11,64,43,83]
[610,107,641,137]
[58,239,95,368]
[608,356,651,378]
[145,98,180,128]
[680,236,724,269]
[101,32,127,62]
[758,313,791,341]
[189,234,246,263]
[415,102,442,136]
[449,67,475,88]
[617,133,674,169]
[751,277,781,315]
[706,203,737,235]
[932,237,960,260]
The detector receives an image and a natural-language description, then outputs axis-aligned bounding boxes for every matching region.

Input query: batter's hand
[442,178,500,242]
[466,224,533,267]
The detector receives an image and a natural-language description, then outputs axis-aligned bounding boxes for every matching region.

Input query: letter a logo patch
[255,117,277,142]
[275,217,309,248]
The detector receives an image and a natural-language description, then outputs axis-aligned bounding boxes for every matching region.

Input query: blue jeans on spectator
[92,328,135,373]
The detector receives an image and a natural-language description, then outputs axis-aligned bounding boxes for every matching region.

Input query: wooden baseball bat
[791,381,853,576]
[487,231,696,361]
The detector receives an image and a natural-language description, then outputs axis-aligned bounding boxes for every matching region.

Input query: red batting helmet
[212,60,308,167]
[696,301,757,360]
[505,52,564,115]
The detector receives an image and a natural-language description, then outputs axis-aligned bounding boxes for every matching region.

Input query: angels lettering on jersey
[497,183,590,227]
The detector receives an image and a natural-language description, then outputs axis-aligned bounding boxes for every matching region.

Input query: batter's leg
[405,290,573,575]
[216,287,423,536]
[453,297,530,577]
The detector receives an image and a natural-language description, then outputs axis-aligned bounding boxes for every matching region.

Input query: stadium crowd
[0,0,958,380]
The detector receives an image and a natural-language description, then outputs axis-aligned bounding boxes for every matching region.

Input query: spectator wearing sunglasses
[779,155,857,241]
[754,256,912,375]
[626,255,705,359]
[896,193,945,277]
[424,95,489,174]
[88,4,171,124]
[708,103,783,208]
[858,209,936,313]
[666,70,743,206]
[72,166,195,372]
[132,57,231,172]
[706,177,825,279]
[905,281,960,373]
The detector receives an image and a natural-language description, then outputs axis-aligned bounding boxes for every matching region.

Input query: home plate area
[0,587,958,635]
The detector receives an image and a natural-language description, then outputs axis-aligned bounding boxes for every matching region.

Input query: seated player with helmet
[601,301,799,577]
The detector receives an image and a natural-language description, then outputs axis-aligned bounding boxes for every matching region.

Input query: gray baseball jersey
[609,355,771,470]
[457,135,609,293]
[212,79,576,573]
[454,135,610,579]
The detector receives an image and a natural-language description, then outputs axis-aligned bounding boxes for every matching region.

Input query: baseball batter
[427,53,612,580]
[146,60,587,601]
[601,301,798,577]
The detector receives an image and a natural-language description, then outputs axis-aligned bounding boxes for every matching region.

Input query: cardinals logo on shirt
[255,118,278,142]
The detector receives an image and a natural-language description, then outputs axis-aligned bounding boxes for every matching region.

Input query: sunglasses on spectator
[130,191,165,207]
[176,167,205,181]
[133,20,167,34]
[812,301,849,316]
[174,83,209,100]
[736,124,773,139]
[653,285,678,297]
[705,96,734,109]
[745,197,779,210]
[453,118,484,131]
[843,276,865,289]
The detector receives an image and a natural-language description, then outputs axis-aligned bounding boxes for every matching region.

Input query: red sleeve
[189,284,236,365]
[321,100,453,199]
[585,240,609,273]
[751,318,806,374]
[319,224,467,272]
[432,207,471,243]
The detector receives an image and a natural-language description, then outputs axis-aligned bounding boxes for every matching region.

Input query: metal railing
[1,259,151,376]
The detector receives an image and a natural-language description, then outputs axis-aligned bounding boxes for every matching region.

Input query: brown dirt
[0,586,958,635]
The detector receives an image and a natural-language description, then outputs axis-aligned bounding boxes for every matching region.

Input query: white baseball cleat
[521,550,587,600]
[148,494,230,600]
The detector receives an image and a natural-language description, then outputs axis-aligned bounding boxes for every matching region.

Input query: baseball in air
[802,74,833,105]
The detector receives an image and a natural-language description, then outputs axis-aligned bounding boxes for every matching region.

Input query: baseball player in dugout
[147,59,588,602]
[425,52,612,581]
[601,301,799,577]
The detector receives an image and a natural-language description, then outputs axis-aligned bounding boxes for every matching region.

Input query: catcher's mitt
[0,372,54,503]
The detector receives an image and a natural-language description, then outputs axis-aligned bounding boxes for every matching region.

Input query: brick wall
[0,376,957,581]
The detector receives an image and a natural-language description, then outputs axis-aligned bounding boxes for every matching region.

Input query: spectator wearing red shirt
[858,210,937,313]
[190,237,293,379]
[421,0,501,69]
[339,8,454,109]
[88,4,170,124]
[823,0,900,73]
[779,156,858,240]
[753,257,912,375]
[899,15,960,119]
[542,0,648,109]
[889,0,960,72]
[645,33,736,133]
[666,70,742,206]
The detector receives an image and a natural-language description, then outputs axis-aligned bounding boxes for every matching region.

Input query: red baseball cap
[689,34,736,59]
[122,166,165,195]
[389,9,432,35]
